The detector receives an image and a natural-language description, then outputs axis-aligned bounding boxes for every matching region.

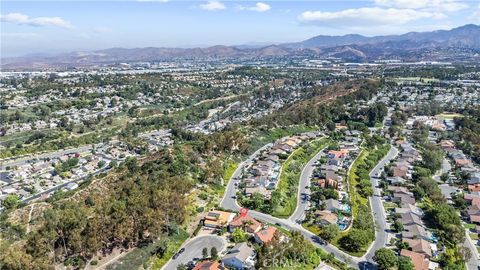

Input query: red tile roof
[255,226,277,244]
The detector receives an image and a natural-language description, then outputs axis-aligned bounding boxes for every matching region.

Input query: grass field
[436,112,463,120]
[222,159,239,186]
[272,138,331,218]
[348,150,369,218]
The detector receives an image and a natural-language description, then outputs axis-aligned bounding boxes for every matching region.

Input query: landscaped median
[272,138,331,218]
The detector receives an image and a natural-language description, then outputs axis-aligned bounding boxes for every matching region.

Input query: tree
[2,194,20,210]
[421,146,443,174]
[397,256,414,270]
[393,220,404,232]
[97,160,106,168]
[373,248,397,270]
[109,160,118,168]
[340,229,369,252]
[202,247,208,259]
[231,228,249,243]
[176,264,187,270]
[319,224,339,242]
[440,173,449,183]
[211,247,218,260]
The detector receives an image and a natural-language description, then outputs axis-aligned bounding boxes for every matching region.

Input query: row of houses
[386,142,440,270]
[0,141,139,204]
[201,209,284,269]
[309,133,362,231]
[389,190,439,270]
[241,132,322,199]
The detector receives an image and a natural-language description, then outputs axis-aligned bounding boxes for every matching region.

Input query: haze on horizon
[1,0,480,57]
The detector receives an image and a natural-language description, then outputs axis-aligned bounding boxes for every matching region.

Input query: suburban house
[229,213,262,233]
[401,212,423,226]
[204,210,235,229]
[193,261,225,270]
[400,249,429,270]
[324,198,343,213]
[392,192,416,206]
[221,242,256,270]
[254,226,279,245]
[402,224,428,239]
[403,238,433,258]
[315,210,338,226]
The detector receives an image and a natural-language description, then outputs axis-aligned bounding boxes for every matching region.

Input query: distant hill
[285,24,480,49]
[2,24,479,69]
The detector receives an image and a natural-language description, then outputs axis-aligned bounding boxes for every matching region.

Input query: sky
[1,0,479,57]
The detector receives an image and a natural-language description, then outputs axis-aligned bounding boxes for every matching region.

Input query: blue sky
[1,0,479,56]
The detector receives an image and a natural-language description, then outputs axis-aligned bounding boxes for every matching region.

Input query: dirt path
[26,204,34,233]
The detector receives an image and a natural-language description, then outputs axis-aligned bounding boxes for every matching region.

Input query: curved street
[220,142,363,269]
[162,235,227,270]
[220,140,400,269]
[289,146,327,224]
[362,146,398,262]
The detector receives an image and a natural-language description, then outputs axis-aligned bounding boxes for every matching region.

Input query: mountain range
[2,24,480,69]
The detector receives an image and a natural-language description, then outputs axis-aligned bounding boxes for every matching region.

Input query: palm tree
[241,220,254,232]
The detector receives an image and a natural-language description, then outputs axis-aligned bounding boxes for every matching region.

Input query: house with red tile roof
[229,213,262,233]
[469,184,480,192]
[193,261,224,270]
[254,226,278,244]
[400,249,429,270]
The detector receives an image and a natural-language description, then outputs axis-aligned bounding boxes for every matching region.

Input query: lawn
[470,233,479,240]
[222,159,239,186]
[465,223,476,230]
[383,201,397,210]
[272,138,331,218]
[348,150,369,218]
[436,112,463,120]
[302,223,322,235]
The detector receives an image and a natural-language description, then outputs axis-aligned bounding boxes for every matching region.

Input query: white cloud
[93,27,112,33]
[298,7,444,26]
[200,1,225,11]
[374,0,469,12]
[238,2,271,12]
[1,13,73,29]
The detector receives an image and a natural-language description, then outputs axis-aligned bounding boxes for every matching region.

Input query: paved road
[1,129,168,171]
[220,141,365,269]
[220,142,273,210]
[464,231,480,270]
[362,146,398,262]
[289,147,327,224]
[0,143,104,170]
[162,235,227,270]
[433,158,452,183]
[21,165,112,204]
